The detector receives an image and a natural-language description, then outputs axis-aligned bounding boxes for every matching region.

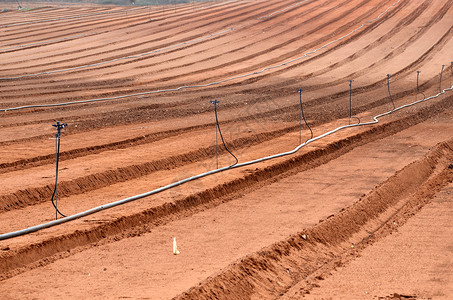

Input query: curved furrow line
[196,0,405,91]
[0,33,93,53]
[0,1,374,96]
[0,2,334,100]
[55,0,392,92]
[298,25,453,95]
[0,0,414,119]
[0,7,177,49]
[298,2,453,91]
[0,12,156,47]
[0,4,198,46]
[0,0,271,72]
[0,16,153,53]
[0,27,235,76]
[0,0,304,71]
[146,0,405,85]
[0,11,133,42]
[263,0,435,81]
[186,0,442,99]
[131,0,399,88]
[0,6,146,28]
[66,0,358,82]
[83,0,338,77]
[0,7,112,25]
[0,0,247,44]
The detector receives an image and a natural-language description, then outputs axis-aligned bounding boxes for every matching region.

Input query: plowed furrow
[0,0,325,79]
[0,93,451,281]
[175,140,453,300]
[0,0,385,100]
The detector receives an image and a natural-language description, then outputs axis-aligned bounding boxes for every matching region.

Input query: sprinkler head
[52,121,67,130]
[52,121,67,138]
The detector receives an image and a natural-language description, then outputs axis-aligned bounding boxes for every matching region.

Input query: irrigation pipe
[50,122,68,219]
[0,82,452,241]
[211,99,238,167]
[0,0,402,112]
[299,88,313,144]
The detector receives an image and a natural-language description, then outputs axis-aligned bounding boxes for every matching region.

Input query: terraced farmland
[0,0,452,298]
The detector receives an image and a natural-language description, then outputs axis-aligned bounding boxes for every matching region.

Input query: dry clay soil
[0,0,452,299]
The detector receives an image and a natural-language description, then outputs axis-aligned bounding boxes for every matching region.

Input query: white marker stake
[173,237,180,255]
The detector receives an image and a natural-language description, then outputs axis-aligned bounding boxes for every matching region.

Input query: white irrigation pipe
[0,6,145,28]
[0,0,402,112]
[0,28,234,80]
[0,83,451,241]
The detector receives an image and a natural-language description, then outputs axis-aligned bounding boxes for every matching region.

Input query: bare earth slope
[0,0,452,298]
[290,182,453,300]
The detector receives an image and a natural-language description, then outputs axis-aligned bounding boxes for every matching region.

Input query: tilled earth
[0,0,452,299]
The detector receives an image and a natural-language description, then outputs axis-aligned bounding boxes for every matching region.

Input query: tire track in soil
[0,94,451,280]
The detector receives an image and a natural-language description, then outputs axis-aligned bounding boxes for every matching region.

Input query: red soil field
[0,0,452,298]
